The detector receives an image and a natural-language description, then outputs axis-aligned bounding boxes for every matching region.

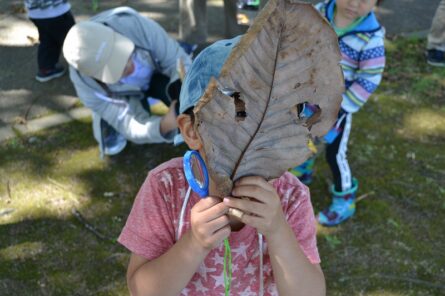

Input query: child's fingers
[200,202,228,223]
[234,176,275,193]
[206,214,230,234]
[231,184,271,205]
[223,197,267,218]
[193,196,222,212]
[237,213,263,231]
[211,225,231,244]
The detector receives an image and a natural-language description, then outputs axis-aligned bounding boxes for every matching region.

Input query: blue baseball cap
[174,36,242,145]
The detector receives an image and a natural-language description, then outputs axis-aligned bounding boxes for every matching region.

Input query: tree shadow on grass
[0,120,96,182]
[0,216,128,296]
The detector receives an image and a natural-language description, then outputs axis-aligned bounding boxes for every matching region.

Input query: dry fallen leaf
[195,0,344,196]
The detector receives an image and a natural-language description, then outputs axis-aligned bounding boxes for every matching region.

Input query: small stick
[47,177,69,191]
[356,191,374,203]
[6,180,12,200]
[72,209,115,243]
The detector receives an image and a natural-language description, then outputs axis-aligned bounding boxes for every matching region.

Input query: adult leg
[426,0,445,66]
[427,0,445,51]
[179,0,207,44]
[223,0,245,38]
[145,73,171,107]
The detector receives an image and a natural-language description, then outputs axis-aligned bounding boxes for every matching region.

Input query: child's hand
[159,100,178,136]
[224,176,286,238]
[190,197,231,252]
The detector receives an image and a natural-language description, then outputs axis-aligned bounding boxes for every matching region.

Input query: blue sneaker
[289,158,315,185]
[101,121,127,156]
[318,179,358,227]
[35,65,66,82]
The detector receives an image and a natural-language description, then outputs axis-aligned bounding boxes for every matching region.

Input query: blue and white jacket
[316,0,386,113]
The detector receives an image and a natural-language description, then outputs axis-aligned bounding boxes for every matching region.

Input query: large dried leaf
[195,0,344,196]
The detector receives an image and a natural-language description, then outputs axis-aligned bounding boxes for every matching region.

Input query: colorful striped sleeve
[341,33,386,113]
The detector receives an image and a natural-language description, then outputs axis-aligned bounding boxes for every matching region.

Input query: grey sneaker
[35,66,66,82]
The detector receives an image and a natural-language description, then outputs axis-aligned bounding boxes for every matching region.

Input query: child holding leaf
[118,36,324,296]
[118,0,346,294]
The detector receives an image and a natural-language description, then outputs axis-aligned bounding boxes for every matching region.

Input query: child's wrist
[264,218,291,244]
[184,231,211,256]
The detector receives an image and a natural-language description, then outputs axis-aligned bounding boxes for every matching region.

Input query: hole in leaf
[295,102,321,130]
[231,92,247,122]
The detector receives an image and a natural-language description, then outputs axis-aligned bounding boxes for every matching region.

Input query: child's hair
[183,106,195,124]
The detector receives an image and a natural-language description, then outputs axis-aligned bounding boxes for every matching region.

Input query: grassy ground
[0,37,444,295]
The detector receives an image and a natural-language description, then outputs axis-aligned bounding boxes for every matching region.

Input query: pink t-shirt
[118,158,320,295]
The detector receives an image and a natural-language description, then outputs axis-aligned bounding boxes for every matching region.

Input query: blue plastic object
[183,150,209,198]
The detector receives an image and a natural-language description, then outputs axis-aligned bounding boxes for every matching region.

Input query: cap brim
[97,32,135,84]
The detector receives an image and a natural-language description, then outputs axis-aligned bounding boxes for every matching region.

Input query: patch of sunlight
[139,11,170,22]
[316,223,340,236]
[0,180,90,225]
[0,89,33,109]
[0,15,37,46]
[61,149,107,176]
[208,0,224,7]
[399,109,445,139]
[0,141,115,225]
[0,241,44,261]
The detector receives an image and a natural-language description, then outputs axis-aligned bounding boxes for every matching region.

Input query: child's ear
[177,114,202,150]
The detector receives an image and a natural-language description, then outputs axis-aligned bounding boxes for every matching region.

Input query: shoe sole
[35,69,66,82]
[104,139,127,156]
[427,60,445,67]
[317,208,356,227]
[317,214,353,227]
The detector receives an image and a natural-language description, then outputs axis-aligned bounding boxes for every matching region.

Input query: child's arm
[126,197,230,296]
[341,35,385,113]
[224,177,326,296]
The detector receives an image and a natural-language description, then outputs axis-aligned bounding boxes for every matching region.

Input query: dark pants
[141,73,181,114]
[325,112,353,192]
[31,11,75,71]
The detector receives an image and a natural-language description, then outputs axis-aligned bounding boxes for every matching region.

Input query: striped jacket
[316,0,386,113]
